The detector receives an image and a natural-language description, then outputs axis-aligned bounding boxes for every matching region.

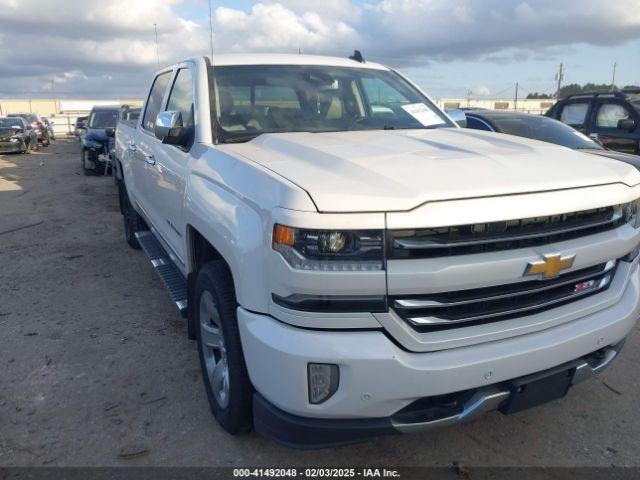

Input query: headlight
[623,199,640,229]
[272,224,384,271]
[9,137,19,143]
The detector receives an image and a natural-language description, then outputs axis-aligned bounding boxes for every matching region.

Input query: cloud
[0,0,639,97]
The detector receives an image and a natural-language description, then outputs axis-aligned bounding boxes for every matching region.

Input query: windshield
[89,110,118,129]
[212,65,452,142]
[0,118,23,128]
[490,114,602,150]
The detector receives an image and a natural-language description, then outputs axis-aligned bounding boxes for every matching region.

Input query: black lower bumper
[253,341,625,449]
[253,393,396,449]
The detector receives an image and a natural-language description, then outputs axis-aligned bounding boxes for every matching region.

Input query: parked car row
[547,90,640,155]
[0,112,56,154]
[79,105,141,175]
[0,117,38,154]
[102,53,640,448]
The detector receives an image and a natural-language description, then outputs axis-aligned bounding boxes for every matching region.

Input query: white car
[114,53,640,448]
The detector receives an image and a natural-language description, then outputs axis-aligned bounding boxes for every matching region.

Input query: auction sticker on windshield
[401,103,443,126]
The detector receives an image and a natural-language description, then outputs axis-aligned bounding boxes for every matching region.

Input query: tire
[195,261,253,434]
[119,181,146,249]
[82,149,97,175]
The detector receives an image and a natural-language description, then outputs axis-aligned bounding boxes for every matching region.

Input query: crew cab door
[143,64,196,266]
[589,100,640,154]
[130,69,173,250]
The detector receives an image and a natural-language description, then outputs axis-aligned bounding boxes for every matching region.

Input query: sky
[0,0,639,99]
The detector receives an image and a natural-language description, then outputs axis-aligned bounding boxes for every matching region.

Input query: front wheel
[196,261,253,434]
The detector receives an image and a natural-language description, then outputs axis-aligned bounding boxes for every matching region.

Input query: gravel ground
[1,138,640,467]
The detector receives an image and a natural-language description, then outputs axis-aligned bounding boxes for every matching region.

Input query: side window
[142,71,172,132]
[166,68,194,128]
[595,103,632,128]
[559,102,589,127]
[466,117,493,131]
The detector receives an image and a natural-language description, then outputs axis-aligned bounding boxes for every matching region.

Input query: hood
[580,148,640,171]
[221,129,640,212]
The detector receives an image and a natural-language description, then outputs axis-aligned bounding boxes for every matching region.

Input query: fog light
[308,363,339,404]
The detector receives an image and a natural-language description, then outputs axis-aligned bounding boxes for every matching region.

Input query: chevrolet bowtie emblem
[525,253,575,279]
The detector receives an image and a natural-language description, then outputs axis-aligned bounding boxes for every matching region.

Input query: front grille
[388,205,625,259]
[391,260,617,331]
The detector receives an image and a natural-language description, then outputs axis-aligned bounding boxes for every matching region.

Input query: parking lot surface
[1,138,640,467]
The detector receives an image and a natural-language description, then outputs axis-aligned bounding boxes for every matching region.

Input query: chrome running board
[135,230,188,316]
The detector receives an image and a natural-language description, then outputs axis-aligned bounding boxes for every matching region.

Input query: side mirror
[617,118,636,131]
[79,120,87,128]
[446,109,467,128]
[154,110,185,145]
[105,127,116,138]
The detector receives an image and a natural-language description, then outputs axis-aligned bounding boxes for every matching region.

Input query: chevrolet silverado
[114,54,640,448]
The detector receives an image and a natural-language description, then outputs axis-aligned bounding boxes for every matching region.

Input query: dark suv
[546,89,640,155]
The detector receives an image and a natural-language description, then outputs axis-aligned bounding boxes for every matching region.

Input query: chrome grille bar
[388,204,628,259]
[394,260,616,310]
[393,212,622,250]
[405,275,612,326]
[391,260,617,330]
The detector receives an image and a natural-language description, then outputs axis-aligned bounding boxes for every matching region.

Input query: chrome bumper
[392,340,624,433]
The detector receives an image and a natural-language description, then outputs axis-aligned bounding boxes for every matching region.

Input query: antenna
[349,50,365,63]
[208,0,215,60]
[611,62,617,92]
[153,24,160,68]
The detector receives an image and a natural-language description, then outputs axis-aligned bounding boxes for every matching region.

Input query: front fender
[186,173,270,312]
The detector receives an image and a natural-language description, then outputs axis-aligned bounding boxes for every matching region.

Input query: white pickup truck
[114,53,640,448]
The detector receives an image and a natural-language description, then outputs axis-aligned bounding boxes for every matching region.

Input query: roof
[209,53,388,70]
[564,90,640,100]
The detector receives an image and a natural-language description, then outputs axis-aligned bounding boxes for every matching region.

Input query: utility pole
[555,62,564,99]
[208,0,214,60]
[154,24,160,68]
[611,62,617,91]
[514,82,519,111]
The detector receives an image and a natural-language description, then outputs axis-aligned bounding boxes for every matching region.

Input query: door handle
[144,154,156,166]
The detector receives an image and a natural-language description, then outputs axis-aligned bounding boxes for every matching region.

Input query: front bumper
[0,141,25,153]
[238,263,640,446]
[252,340,625,448]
